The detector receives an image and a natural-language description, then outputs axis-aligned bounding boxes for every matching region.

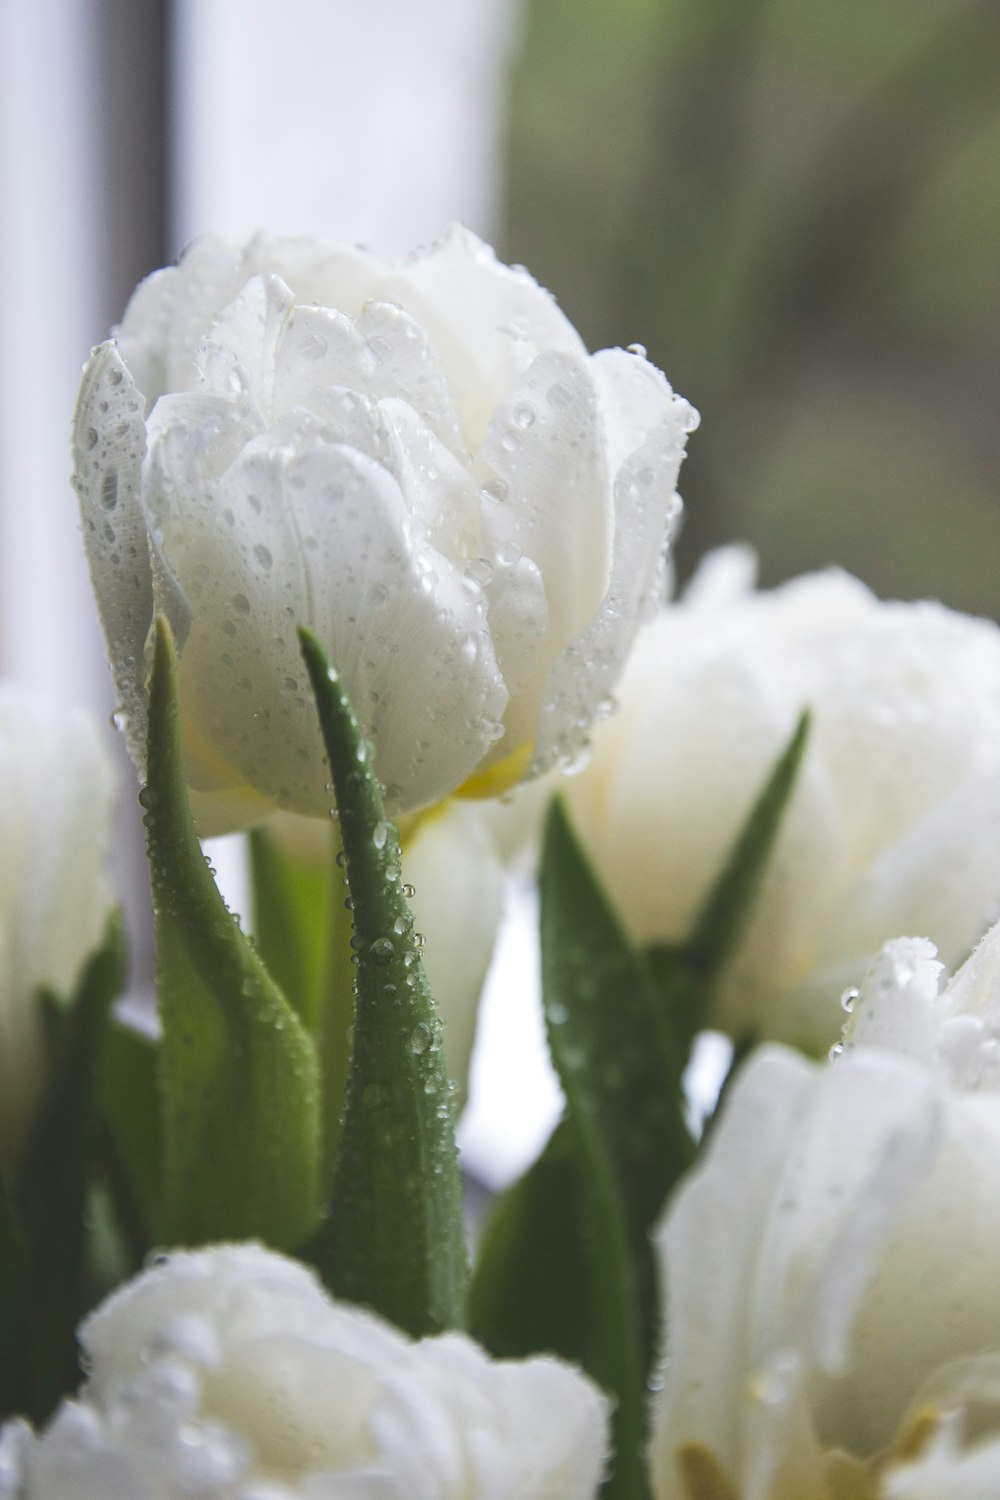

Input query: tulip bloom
[74,228,696,834]
[651,924,1000,1499]
[562,548,1000,1051]
[1,1243,609,1498]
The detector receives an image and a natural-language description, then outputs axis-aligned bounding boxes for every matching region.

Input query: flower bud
[74,228,696,835]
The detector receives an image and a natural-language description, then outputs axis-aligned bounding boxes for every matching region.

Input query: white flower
[260,801,503,1103]
[0,687,116,1166]
[562,547,1000,1050]
[650,921,1000,1500]
[2,1243,609,1499]
[74,227,696,836]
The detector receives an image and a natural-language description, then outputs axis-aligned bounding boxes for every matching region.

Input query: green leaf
[97,1017,162,1244]
[540,799,693,1498]
[144,617,321,1250]
[248,825,332,1033]
[13,913,127,1420]
[248,824,356,1191]
[299,629,467,1337]
[644,711,812,1054]
[687,711,811,972]
[474,798,693,1498]
[470,1119,591,1368]
[0,1167,29,1422]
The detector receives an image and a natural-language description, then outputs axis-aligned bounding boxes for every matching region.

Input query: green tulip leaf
[470,1118,591,1368]
[249,825,333,1034]
[645,710,811,1053]
[248,824,355,1191]
[0,1167,29,1422]
[13,913,127,1420]
[144,617,321,1251]
[299,629,467,1338]
[97,1016,162,1247]
[473,797,693,1499]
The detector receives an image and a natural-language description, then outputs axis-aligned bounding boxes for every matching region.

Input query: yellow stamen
[458,740,534,800]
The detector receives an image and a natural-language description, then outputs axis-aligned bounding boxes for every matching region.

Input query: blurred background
[1,0,998,1178]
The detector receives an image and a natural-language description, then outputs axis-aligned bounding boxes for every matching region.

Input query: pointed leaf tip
[144,615,321,1250]
[299,629,467,1337]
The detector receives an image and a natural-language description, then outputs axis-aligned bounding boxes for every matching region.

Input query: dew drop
[829,1042,844,1062]
[370,937,395,965]
[231,592,251,614]
[253,544,273,571]
[100,471,119,511]
[363,1082,389,1111]
[840,986,860,1014]
[372,820,390,851]
[626,342,647,359]
[300,331,328,362]
[512,402,535,429]
[410,1022,431,1055]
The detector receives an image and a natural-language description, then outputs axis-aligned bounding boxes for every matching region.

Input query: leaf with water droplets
[474,798,694,1500]
[144,618,321,1250]
[298,630,468,1337]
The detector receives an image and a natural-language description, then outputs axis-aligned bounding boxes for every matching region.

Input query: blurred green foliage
[501,0,1000,613]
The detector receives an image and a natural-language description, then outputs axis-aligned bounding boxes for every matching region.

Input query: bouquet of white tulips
[3,227,1000,1500]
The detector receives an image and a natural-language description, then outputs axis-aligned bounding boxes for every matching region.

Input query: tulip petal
[531,350,694,775]
[195,271,293,417]
[72,342,154,771]
[116,236,246,407]
[152,425,507,829]
[391,225,587,445]
[404,803,503,1107]
[651,1049,817,1493]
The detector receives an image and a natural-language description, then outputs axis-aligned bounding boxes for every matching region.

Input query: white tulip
[650,922,1000,1500]
[562,547,1000,1050]
[0,687,116,1166]
[74,228,696,836]
[2,1242,609,1499]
